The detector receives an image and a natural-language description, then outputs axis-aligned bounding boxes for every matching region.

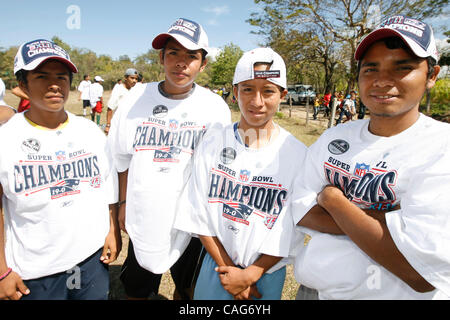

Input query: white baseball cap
[152,18,209,53]
[94,76,104,82]
[233,47,287,89]
[14,39,78,75]
[355,15,439,62]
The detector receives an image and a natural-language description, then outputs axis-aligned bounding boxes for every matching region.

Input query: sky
[1,1,448,61]
[0,0,265,60]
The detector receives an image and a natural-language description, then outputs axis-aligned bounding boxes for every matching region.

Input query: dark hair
[357,37,437,80]
[83,74,89,80]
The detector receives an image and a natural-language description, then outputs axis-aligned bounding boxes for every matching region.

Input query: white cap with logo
[232,48,287,89]
[152,18,209,53]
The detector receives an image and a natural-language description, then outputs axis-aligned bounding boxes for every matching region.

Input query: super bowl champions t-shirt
[174,123,307,272]
[292,114,450,299]
[109,82,231,273]
[0,112,117,280]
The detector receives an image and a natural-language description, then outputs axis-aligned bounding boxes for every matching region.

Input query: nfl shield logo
[169,119,178,130]
[239,169,251,182]
[354,163,370,177]
[55,150,66,161]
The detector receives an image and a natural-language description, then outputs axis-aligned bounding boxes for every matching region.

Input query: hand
[100,229,122,264]
[0,271,30,300]
[216,266,253,296]
[104,126,110,135]
[234,284,262,300]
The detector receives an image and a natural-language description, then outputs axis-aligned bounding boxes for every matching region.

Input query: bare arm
[117,170,128,233]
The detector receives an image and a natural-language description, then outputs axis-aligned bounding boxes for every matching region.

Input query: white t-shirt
[0,112,117,280]
[292,114,450,299]
[174,123,307,273]
[109,82,231,273]
[108,83,129,111]
[89,82,103,106]
[343,99,356,114]
[77,80,91,101]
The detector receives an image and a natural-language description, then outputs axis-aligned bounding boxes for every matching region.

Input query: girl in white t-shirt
[175,48,307,300]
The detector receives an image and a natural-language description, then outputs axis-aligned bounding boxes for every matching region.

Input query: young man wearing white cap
[90,75,105,125]
[293,15,450,299]
[0,39,120,300]
[109,18,231,300]
[104,68,139,135]
[0,78,16,125]
[174,47,307,300]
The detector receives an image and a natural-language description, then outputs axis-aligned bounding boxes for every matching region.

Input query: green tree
[210,43,243,90]
[249,0,449,92]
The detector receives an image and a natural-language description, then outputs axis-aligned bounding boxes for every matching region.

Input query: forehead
[360,40,416,63]
[165,38,202,54]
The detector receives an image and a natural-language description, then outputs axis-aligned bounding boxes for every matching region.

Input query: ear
[280,88,288,100]
[199,58,208,73]
[159,50,164,65]
[426,65,440,90]
[18,81,29,97]
[233,85,239,100]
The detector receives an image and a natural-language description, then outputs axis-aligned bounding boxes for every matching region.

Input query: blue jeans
[194,252,286,300]
[22,248,109,300]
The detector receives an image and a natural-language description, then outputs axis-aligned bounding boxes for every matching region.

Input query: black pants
[119,237,204,299]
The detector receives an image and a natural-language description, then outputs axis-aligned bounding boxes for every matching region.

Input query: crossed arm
[297,185,434,293]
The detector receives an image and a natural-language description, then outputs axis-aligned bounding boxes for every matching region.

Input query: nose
[250,90,265,108]
[373,69,395,88]
[48,83,62,93]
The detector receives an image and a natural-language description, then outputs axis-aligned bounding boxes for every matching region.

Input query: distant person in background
[0,78,16,125]
[77,74,91,116]
[105,68,139,135]
[11,86,30,112]
[90,76,104,125]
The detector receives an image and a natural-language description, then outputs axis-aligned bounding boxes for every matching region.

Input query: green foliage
[210,43,243,89]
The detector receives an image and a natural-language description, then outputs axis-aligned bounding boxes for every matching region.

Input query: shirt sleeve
[290,134,329,225]
[107,86,120,110]
[174,128,222,237]
[107,101,132,173]
[386,145,450,296]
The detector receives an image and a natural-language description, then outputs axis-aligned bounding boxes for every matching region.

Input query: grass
[3,89,328,300]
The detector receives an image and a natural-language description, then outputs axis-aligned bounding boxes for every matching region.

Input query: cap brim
[21,56,78,73]
[355,28,428,61]
[152,33,208,53]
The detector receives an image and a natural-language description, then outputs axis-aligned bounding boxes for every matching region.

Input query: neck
[25,109,68,130]
[159,81,195,99]
[368,111,420,137]
[237,120,279,149]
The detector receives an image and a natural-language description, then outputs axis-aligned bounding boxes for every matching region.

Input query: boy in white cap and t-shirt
[174,47,307,300]
[0,39,120,300]
[108,18,231,299]
[90,75,104,125]
[293,15,450,300]
[104,68,139,135]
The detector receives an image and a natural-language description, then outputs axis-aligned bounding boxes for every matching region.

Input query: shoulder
[279,127,308,154]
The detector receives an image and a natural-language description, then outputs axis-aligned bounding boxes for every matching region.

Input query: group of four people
[0,15,449,301]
